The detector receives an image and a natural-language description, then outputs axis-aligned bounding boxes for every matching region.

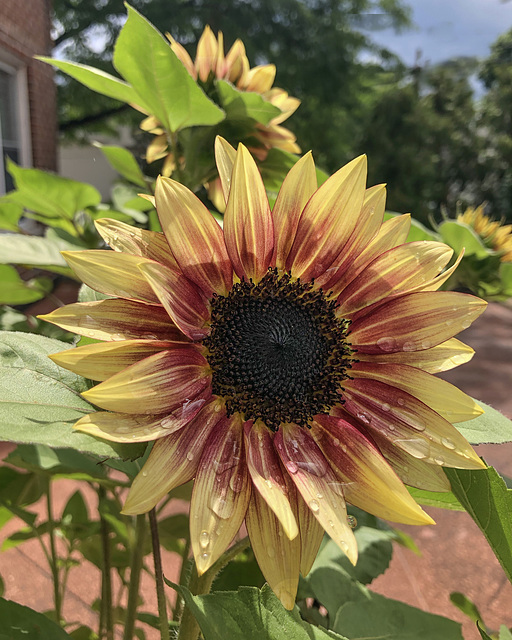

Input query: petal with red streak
[155,177,233,296]
[349,291,487,354]
[122,398,225,514]
[286,156,367,282]
[312,415,436,524]
[82,347,210,414]
[139,261,210,341]
[274,423,358,564]
[190,413,251,574]
[214,136,237,204]
[39,299,184,342]
[223,144,274,282]
[62,251,160,304]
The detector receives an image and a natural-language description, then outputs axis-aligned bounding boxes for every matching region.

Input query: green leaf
[173,583,347,640]
[95,144,147,187]
[500,626,512,640]
[0,466,45,507]
[445,466,512,583]
[478,621,493,640]
[0,233,79,269]
[332,590,463,639]
[78,284,111,302]
[0,265,52,305]
[0,331,144,460]
[216,80,282,125]
[36,56,145,108]
[62,490,89,526]
[113,5,224,132]
[455,400,512,444]
[450,592,483,624]
[5,160,101,221]
[0,597,73,638]
[407,487,464,511]
[110,183,151,223]
[438,220,490,259]
[0,199,22,231]
[499,263,512,297]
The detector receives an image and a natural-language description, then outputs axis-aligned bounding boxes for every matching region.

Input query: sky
[369,0,512,66]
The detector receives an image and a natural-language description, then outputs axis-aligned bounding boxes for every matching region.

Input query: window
[0,57,32,194]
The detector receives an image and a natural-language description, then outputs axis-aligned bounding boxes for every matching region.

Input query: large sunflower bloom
[41,139,486,609]
[144,26,300,179]
[457,204,512,262]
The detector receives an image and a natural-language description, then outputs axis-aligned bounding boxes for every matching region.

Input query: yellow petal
[195,25,218,82]
[190,414,251,574]
[275,423,358,565]
[294,491,324,576]
[271,152,317,271]
[82,347,210,414]
[49,339,183,381]
[122,398,225,514]
[246,489,300,610]
[168,34,196,78]
[62,250,160,304]
[286,155,367,282]
[350,361,482,423]
[155,176,233,296]
[214,136,237,205]
[313,415,436,525]
[224,144,274,282]
[244,64,276,93]
[244,421,298,540]
[94,218,178,270]
[359,337,475,374]
[39,299,181,342]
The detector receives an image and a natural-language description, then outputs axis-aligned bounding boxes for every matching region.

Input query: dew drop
[446,319,454,327]
[264,479,273,489]
[376,336,398,352]
[402,341,416,352]
[340,541,349,552]
[111,333,125,341]
[186,451,194,461]
[381,403,391,412]
[347,515,357,529]
[161,416,175,429]
[397,397,406,406]
[328,519,335,528]
[142,470,148,477]
[461,319,471,330]
[115,426,131,434]
[286,461,298,474]
[358,413,371,425]
[266,546,275,558]
[441,437,456,450]
[309,499,320,512]
[199,530,210,549]
[201,552,209,562]
[434,455,445,465]
[388,423,396,431]
[316,492,324,500]
[421,340,432,349]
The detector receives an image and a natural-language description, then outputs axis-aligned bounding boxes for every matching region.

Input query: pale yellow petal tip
[275,586,297,611]
[281,515,299,541]
[195,552,215,576]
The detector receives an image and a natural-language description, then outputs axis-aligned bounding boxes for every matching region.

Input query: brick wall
[0,0,57,170]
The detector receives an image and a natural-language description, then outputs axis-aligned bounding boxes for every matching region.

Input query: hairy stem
[99,487,114,640]
[46,481,62,623]
[149,508,170,640]
[123,513,146,640]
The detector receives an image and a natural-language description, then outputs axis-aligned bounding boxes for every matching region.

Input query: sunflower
[457,205,512,262]
[41,139,486,610]
[143,25,300,186]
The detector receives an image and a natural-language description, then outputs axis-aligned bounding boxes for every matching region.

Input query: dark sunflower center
[204,269,353,431]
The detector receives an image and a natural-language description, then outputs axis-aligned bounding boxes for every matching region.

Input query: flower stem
[123,513,146,640]
[176,537,250,640]
[149,508,170,640]
[99,487,114,640]
[46,480,62,623]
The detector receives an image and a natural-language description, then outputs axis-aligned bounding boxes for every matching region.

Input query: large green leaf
[0,597,73,638]
[216,80,282,125]
[0,332,143,460]
[36,56,146,108]
[113,5,224,133]
[174,583,347,640]
[0,199,22,231]
[445,465,512,583]
[332,590,463,639]
[95,144,147,187]
[408,487,463,511]
[5,160,101,220]
[0,265,52,305]
[455,400,512,444]
[0,231,82,269]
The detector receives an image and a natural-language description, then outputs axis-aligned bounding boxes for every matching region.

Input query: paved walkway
[1,302,512,639]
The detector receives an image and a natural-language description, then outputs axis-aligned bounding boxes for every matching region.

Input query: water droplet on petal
[309,499,320,512]
[441,437,456,450]
[142,470,148,477]
[116,426,131,434]
[397,397,406,406]
[377,337,398,352]
[201,552,209,562]
[266,546,275,558]
[434,455,445,465]
[402,341,416,352]
[111,333,125,341]
[381,403,391,412]
[199,530,210,549]
[421,340,432,349]
[186,451,194,461]
[358,413,371,425]
[461,319,471,330]
[286,461,298,474]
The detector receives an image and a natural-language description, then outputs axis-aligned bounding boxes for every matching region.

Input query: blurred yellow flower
[458,205,512,262]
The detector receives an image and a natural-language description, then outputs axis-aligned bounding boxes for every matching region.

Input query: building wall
[0,0,57,172]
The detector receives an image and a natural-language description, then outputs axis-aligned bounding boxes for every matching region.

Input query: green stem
[46,480,62,623]
[149,508,170,640]
[173,536,191,621]
[99,488,114,640]
[176,537,250,640]
[123,513,147,640]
